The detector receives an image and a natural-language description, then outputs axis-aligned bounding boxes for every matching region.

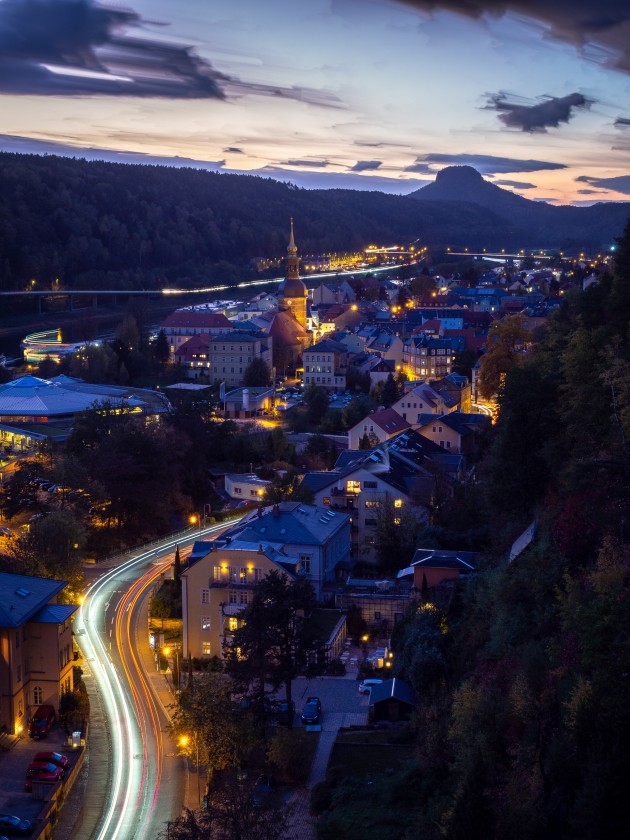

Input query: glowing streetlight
[179,732,201,803]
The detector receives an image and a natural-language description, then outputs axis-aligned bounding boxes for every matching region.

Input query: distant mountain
[410,165,630,250]
[0,154,628,292]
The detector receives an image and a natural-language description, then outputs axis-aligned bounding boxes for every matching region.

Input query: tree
[154,329,170,369]
[243,357,271,387]
[304,384,329,425]
[359,432,372,450]
[225,571,318,728]
[373,496,426,573]
[170,672,260,777]
[478,314,531,399]
[381,373,398,408]
[7,511,86,588]
[174,545,182,581]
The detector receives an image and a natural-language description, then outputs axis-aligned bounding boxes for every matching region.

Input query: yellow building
[181,544,297,660]
[0,572,77,736]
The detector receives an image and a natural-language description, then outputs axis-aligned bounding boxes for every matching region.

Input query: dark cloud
[350,160,382,171]
[223,147,244,154]
[575,174,630,194]
[577,189,603,194]
[0,0,343,107]
[397,2,630,74]
[487,91,593,132]
[283,159,330,168]
[0,0,227,97]
[615,117,630,127]
[405,153,566,175]
[492,179,536,189]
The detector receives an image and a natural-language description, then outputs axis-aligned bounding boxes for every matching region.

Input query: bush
[326,658,346,676]
[267,728,317,784]
[310,780,333,815]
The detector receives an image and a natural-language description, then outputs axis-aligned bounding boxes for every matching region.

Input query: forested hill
[0,152,505,291]
[0,152,628,292]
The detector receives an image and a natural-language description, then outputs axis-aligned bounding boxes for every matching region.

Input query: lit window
[202,642,211,656]
[228,617,238,632]
[394,499,403,508]
[201,616,211,632]
[346,480,361,494]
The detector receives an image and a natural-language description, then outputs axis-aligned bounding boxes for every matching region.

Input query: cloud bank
[398,2,630,74]
[405,153,566,175]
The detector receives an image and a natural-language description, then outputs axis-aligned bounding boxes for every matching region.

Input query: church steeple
[287,217,297,256]
[285,217,300,281]
[278,218,308,329]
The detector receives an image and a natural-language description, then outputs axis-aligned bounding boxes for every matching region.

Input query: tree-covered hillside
[0,152,628,292]
[0,152,509,291]
[315,220,630,839]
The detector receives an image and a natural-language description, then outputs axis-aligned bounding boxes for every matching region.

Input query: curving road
[74,521,237,840]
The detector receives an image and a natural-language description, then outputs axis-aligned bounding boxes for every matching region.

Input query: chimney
[257,506,263,518]
[258,544,264,554]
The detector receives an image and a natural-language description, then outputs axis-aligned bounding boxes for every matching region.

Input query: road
[73,520,238,840]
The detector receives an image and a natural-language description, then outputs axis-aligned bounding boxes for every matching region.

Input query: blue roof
[32,604,78,624]
[0,572,68,628]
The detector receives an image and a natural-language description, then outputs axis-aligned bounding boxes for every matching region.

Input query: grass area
[329,740,415,779]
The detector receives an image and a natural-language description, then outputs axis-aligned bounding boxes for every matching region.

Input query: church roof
[278,277,308,298]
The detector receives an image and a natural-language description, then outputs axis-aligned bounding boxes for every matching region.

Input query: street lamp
[179,732,201,804]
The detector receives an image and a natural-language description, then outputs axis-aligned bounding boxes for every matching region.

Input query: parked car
[28,704,56,738]
[0,814,33,836]
[33,751,69,770]
[358,678,383,694]
[252,774,277,807]
[24,762,64,792]
[0,527,13,537]
[300,696,322,725]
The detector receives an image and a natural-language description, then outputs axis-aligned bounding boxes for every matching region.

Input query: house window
[18,698,23,717]
[202,642,211,656]
[346,480,361,494]
[229,591,238,605]
[33,686,43,705]
[299,554,312,574]
[374,611,381,620]
[323,497,330,505]
[394,499,403,508]
[201,616,211,632]
[364,481,377,489]
[229,567,238,582]
[365,500,380,509]
[201,589,210,604]
[239,567,247,582]
[213,565,223,581]
[228,617,238,632]
[239,592,249,605]
[254,568,263,583]
[394,517,401,525]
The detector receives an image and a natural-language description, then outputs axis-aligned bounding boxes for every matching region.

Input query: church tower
[277,218,308,329]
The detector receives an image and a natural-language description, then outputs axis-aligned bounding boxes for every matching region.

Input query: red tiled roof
[370,408,410,434]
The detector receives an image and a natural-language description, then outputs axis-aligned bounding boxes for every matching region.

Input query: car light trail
[75,519,240,840]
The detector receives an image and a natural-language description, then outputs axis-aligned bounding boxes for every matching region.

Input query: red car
[24,761,64,792]
[28,705,55,739]
[33,751,69,770]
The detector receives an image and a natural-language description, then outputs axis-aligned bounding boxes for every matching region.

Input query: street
[73,520,238,840]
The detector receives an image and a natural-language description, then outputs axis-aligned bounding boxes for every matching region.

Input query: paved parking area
[0,724,79,825]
